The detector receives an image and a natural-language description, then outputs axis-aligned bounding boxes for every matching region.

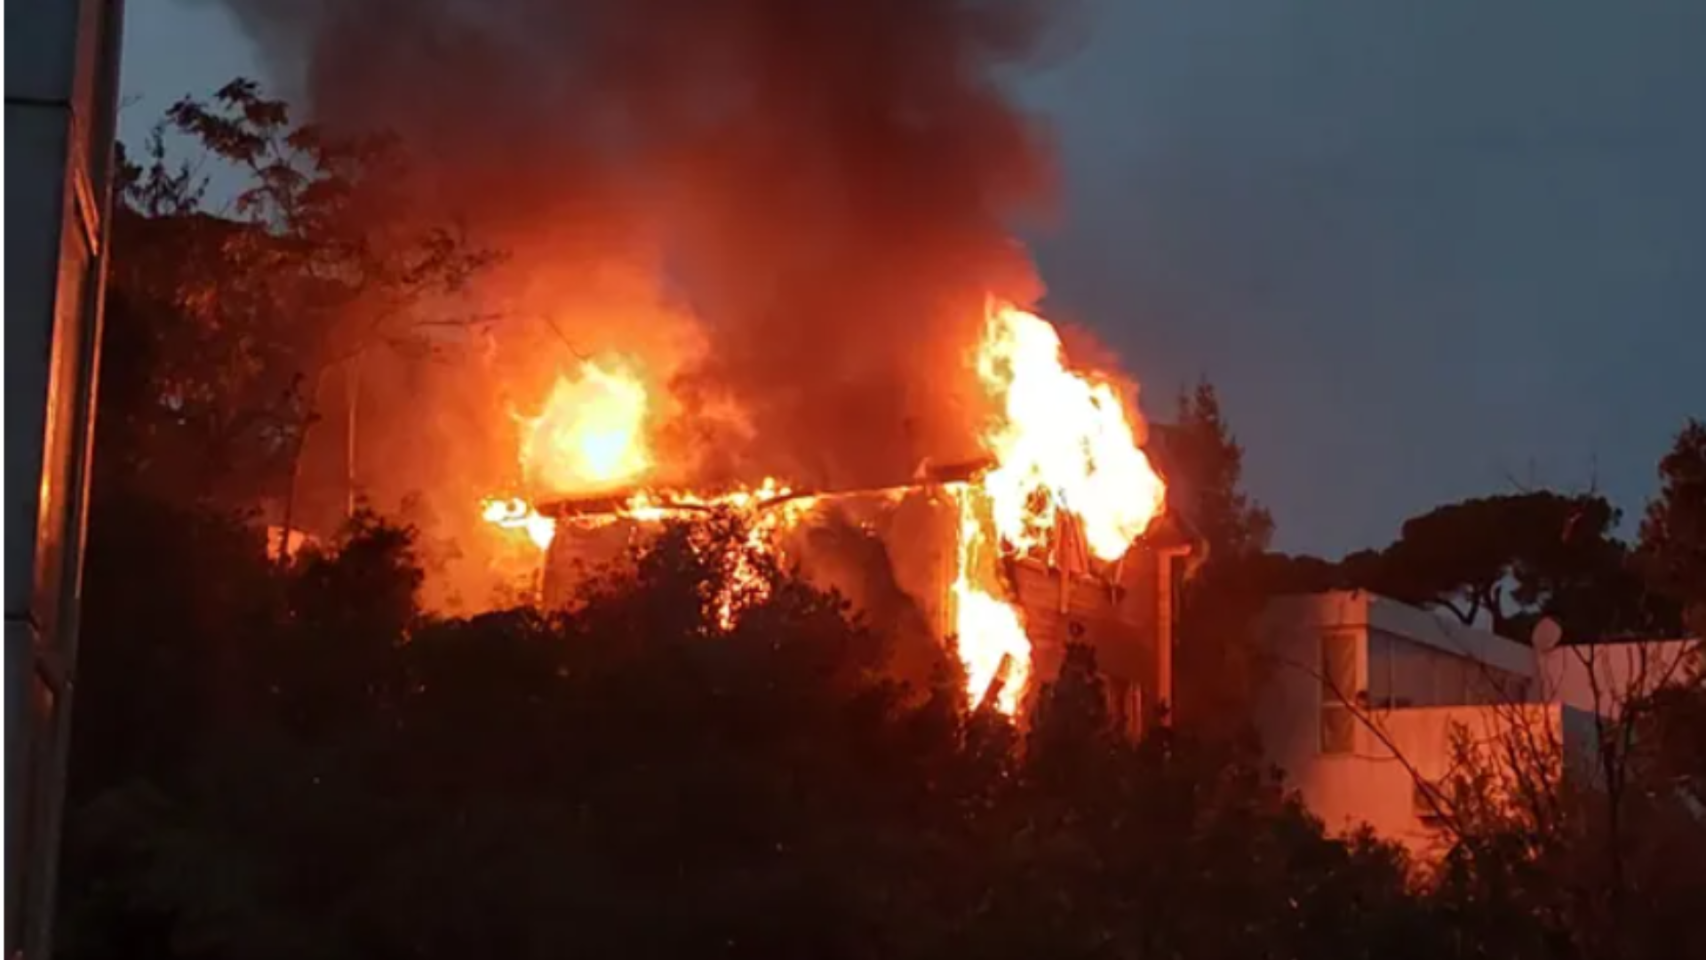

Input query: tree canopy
[1638,418,1706,635]
[104,78,491,516]
[1151,379,1274,560]
[1242,492,1681,644]
[62,500,1447,960]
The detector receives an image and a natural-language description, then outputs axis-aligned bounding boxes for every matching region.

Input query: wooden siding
[1008,548,1163,698]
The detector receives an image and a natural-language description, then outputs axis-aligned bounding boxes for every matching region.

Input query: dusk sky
[121,0,1706,557]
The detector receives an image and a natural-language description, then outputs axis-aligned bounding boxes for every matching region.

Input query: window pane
[1368,632,1393,708]
[1321,706,1355,754]
[1321,630,1357,704]
[1390,639,1436,707]
[1437,655,1469,705]
[1468,665,1498,704]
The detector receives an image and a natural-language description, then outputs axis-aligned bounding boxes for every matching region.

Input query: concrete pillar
[4,2,125,958]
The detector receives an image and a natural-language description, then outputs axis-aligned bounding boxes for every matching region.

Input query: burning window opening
[480,301,1171,716]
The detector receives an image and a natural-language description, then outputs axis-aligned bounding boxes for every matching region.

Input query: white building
[1255,591,1698,854]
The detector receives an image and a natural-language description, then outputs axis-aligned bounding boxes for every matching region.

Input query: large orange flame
[952,485,1030,714]
[976,301,1167,562]
[519,359,653,496]
[479,299,1166,720]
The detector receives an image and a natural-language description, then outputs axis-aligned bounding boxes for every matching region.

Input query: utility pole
[4,2,126,959]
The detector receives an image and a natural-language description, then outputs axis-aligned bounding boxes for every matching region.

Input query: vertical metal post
[4,2,125,958]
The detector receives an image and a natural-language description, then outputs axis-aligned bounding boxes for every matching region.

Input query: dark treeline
[58,82,1706,960]
[66,503,1433,960]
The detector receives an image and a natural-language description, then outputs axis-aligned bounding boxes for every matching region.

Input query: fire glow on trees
[480,300,1167,714]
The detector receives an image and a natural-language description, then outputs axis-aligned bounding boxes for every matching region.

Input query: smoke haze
[215,0,1063,490]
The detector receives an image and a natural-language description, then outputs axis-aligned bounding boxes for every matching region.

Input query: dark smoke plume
[215,0,1059,492]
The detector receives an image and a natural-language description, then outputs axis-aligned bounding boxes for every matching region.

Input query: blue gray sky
[120,0,1706,557]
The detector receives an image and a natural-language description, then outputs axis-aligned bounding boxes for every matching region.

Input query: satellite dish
[1531,617,1563,653]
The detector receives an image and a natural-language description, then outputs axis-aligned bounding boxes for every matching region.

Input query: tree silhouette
[61,506,1463,960]
[1155,380,1281,736]
[102,80,494,529]
[1152,379,1274,559]
[1638,418,1706,635]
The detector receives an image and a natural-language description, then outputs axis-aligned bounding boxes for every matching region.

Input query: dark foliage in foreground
[60,407,1706,960]
[63,490,1448,960]
[65,491,1706,960]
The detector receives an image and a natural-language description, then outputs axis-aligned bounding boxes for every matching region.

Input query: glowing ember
[481,497,557,550]
[519,359,652,496]
[952,485,1031,714]
[626,477,801,521]
[976,301,1167,562]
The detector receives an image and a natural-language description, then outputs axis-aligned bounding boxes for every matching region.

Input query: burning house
[483,302,1189,723]
[535,485,1196,725]
[205,0,1190,719]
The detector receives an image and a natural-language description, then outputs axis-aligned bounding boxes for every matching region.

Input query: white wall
[1537,637,1700,717]
[1302,703,1570,854]
[1251,591,1643,856]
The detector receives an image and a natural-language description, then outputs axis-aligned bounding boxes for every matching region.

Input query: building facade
[1255,591,1698,854]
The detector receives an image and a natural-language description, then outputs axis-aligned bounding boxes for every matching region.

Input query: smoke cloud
[215,0,1061,492]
